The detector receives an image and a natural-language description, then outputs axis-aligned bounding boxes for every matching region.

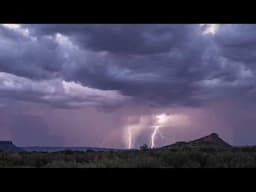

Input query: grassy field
[1,146,256,168]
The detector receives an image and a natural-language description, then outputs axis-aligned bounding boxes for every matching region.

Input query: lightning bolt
[151,125,160,148]
[125,113,188,149]
[128,128,132,149]
[150,113,170,149]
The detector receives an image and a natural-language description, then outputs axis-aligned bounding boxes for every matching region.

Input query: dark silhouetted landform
[0,141,23,152]
[162,133,231,149]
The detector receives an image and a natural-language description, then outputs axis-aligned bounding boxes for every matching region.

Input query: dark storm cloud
[0,26,65,80]
[214,24,256,67]
[202,24,256,99]
[28,24,211,106]
[1,24,256,108]
[27,24,198,54]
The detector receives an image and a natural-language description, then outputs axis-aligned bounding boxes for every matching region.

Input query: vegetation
[1,146,256,168]
[140,144,149,151]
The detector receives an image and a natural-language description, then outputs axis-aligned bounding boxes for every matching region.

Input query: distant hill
[162,133,232,149]
[0,141,23,152]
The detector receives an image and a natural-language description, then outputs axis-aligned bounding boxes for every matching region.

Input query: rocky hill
[162,133,231,149]
[0,141,23,152]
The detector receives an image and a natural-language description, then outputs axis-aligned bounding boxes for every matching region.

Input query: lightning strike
[124,113,190,149]
[150,113,171,148]
[151,125,160,148]
[128,128,132,149]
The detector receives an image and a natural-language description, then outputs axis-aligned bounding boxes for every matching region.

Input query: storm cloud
[0,24,212,107]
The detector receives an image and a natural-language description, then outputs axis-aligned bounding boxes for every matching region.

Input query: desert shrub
[161,151,190,168]
[182,161,201,168]
[228,153,256,168]
[216,152,235,167]
[240,147,256,153]
[63,150,75,155]
[198,147,217,153]
[9,153,24,166]
[188,151,210,167]
[136,157,165,168]
[123,154,165,168]
[86,149,95,152]
[140,144,149,151]
[2,146,256,168]
[44,160,86,168]
[204,155,219,168]
[88,156,125,168]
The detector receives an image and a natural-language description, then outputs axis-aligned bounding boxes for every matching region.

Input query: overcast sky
[0,24,256,148]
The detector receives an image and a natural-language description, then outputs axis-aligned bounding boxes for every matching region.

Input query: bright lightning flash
[128,128,132,149]
[151,113,171,148]
[151,125,160,148]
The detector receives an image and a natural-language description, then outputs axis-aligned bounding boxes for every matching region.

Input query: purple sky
[0,24,256,148]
